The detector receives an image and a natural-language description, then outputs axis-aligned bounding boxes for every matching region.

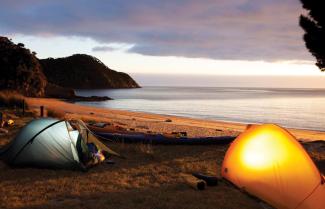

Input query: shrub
[0,91,27,109]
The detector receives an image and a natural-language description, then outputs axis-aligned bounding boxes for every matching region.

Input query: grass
[0,115,263,209]
[46,108,66,119]
[138,143,154,155]
[0,142,263,209]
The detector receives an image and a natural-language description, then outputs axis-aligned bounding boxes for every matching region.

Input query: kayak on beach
[94,131,236,145]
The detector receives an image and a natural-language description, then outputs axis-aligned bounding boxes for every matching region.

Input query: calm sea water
[76,87,325,132]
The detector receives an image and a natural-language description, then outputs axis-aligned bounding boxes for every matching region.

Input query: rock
[69,95,112,102]
[45,83,112,101]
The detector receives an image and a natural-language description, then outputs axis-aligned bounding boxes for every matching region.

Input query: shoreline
[26,98,325,142]
[1,97,324,209]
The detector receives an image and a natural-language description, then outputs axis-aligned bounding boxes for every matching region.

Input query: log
[192,173,218,186]
[181,173,206,190]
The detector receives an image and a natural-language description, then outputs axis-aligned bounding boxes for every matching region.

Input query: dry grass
[136,143,155,155]
[0,115,263,209]
[46,108,66,119]
[0,91,26,109]
[0,143,263,209]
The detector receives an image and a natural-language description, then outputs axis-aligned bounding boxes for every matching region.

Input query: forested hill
[40,54,140,89]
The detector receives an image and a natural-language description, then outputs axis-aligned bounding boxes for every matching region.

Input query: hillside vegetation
[0,36,140,99]
[41,54,140,89]
[0,37,47,97]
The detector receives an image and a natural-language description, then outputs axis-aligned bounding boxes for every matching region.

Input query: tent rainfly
[221,124,325,209]
[0,118,119,170]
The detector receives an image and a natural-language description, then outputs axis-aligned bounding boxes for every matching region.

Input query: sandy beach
[0,98,324,209]
[26,98,325,142]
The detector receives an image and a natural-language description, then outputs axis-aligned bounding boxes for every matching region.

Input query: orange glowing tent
[221,124,325,209]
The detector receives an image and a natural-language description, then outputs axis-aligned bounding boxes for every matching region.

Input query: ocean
[76,87,325,132]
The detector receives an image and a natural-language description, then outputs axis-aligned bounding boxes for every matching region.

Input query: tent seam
[294,181,321,209]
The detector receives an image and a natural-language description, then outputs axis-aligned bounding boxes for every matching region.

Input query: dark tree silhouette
[299,0,325,71]
[0,36,47,97]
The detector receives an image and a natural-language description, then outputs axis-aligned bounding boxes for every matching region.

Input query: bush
[0,91,27,109]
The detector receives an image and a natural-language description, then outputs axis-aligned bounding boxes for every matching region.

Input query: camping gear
[6,119,14,126]
[0,118,120,170]
[181,173,206,190]
[91,122,108,128]
[105,159,115,164]
[192,173,218,186]
[95,132,235,145]
[221,124,325,209]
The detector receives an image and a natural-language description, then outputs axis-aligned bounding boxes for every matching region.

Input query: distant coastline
[0,36,140,100]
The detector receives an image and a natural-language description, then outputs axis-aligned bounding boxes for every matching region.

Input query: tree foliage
[0,36,47,97]
[299,0,325,71]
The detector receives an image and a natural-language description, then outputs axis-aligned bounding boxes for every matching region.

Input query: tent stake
[40,106,44,117]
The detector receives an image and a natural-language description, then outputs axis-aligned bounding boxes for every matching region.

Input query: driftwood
[181,173,206,190]
[192,173,218,186]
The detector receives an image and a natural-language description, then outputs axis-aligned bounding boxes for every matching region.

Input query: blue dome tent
[0,118,120,170]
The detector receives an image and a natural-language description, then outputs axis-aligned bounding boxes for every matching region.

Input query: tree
[299,0,325,71]
[17,43,25,48]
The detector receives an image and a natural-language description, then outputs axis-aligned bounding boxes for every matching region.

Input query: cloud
[92,43,135,52]
[92,46,117,52]
[0,0,312,61]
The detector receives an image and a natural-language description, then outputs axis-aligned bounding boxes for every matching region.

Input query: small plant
[138,143,154,156]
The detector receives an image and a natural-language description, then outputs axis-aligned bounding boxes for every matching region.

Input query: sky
[1,0,325,87]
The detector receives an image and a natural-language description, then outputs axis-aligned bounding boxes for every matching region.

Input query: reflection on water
[76,87,325,131]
